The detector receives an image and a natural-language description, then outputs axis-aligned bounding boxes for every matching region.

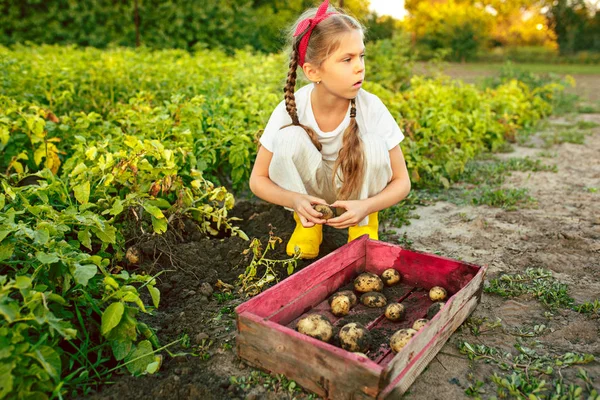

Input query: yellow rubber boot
[286,212,323,259]
[347,212,379,242]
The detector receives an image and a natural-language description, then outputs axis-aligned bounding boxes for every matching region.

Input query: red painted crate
[235,235,487,399]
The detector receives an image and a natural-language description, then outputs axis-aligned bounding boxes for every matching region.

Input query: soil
[88,112,600,399]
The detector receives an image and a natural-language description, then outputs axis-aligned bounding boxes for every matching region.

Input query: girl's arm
[328,145,411,228]
[249,146,328,227]
[363,145,411,213]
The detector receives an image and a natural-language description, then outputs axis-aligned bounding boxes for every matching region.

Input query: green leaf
[34,228,50,245]
[0,230,9,243]
[109,199,124,216]
[29,345,61,380]
[124,340,155,376]
[146,358,160,374]
[148,286,160,308]
[101,302,124,337]
[111,339,133,361]
[93,225,116,244]
[143,204,165,219]
[148,198,172,209]
[151,216,167,234]
[36,252,60,264]
[0,243,14,261]
[0,303,19,323]
[0,360,15,398]
[78,229,92,250]
[0,194,5,209]
[73,181,91,204]
[70,162,87,178]
[15,276,32,289]
[72,264,97,286]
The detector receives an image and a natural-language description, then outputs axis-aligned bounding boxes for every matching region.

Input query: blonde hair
[283,5,365,201]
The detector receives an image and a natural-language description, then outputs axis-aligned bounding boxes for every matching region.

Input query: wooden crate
[235,235,486,399]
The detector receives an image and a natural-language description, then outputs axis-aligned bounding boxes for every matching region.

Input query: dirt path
[391,113,600,398]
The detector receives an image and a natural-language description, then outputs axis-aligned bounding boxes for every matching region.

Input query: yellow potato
[338,322,371,353]
[313,204,335,220]
[360,291,387,308]
[412,318,429,331]
[381,269,401,286]
[384,303,405,321]
[330,295,351,317]
[328,290,358,307]
[354,272,384,293]
[296,314,333,342]
[389,328,417,353]
[429,286,448,302]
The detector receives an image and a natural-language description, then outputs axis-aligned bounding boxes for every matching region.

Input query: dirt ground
[88,119,599,398]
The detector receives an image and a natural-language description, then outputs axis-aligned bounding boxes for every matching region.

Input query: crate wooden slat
[236,235,486,399]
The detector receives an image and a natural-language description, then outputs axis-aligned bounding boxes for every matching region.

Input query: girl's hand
[292,194,328,227]
[326,200,371,229]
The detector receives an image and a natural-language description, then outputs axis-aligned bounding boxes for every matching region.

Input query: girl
[249,0,411,259]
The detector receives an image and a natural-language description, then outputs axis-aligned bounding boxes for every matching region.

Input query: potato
[384,303,405,321]
[381,269,401,286]
[296,314,333,342]
[389,328,417,353]
[426,301,445,319]
[360,291,387,308]
[354,273,384,293]
[338,322,371,353]
[330,295,351,317]
[328,290,357,307]
[313,204,335,220]
[429,286,448,302]
[412,318,429,331]
[125,246,140,264]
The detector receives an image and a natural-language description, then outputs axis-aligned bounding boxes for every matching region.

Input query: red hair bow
[294,0,338,67]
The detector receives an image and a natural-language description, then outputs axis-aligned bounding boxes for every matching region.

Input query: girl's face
[318,29,366,100]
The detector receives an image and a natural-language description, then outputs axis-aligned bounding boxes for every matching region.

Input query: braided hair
[283,6,365,200]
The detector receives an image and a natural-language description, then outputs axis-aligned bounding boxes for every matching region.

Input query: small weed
[230,371,315,398]
[198,338,213,360]
[214,292,236,303]
[542,128,586,147]
[470,187,534,210]
[538,150,557,158]
[578,103,600,113]
[460,341,596,399]
[496,142,515,153]
[460,157,557,186]
[464,317,502,336]
[219,306,234,315]
[508,323,548,338]
[380,191,423,229]
[576,120,600,130]
[585,187,598,193]
[380,231,414,249]
[573,299,600,314]
[465,380,486,397]
[485,268,599,315]
[221,342,233,351]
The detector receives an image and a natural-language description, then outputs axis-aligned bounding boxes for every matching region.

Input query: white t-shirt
[259,84,404,161]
